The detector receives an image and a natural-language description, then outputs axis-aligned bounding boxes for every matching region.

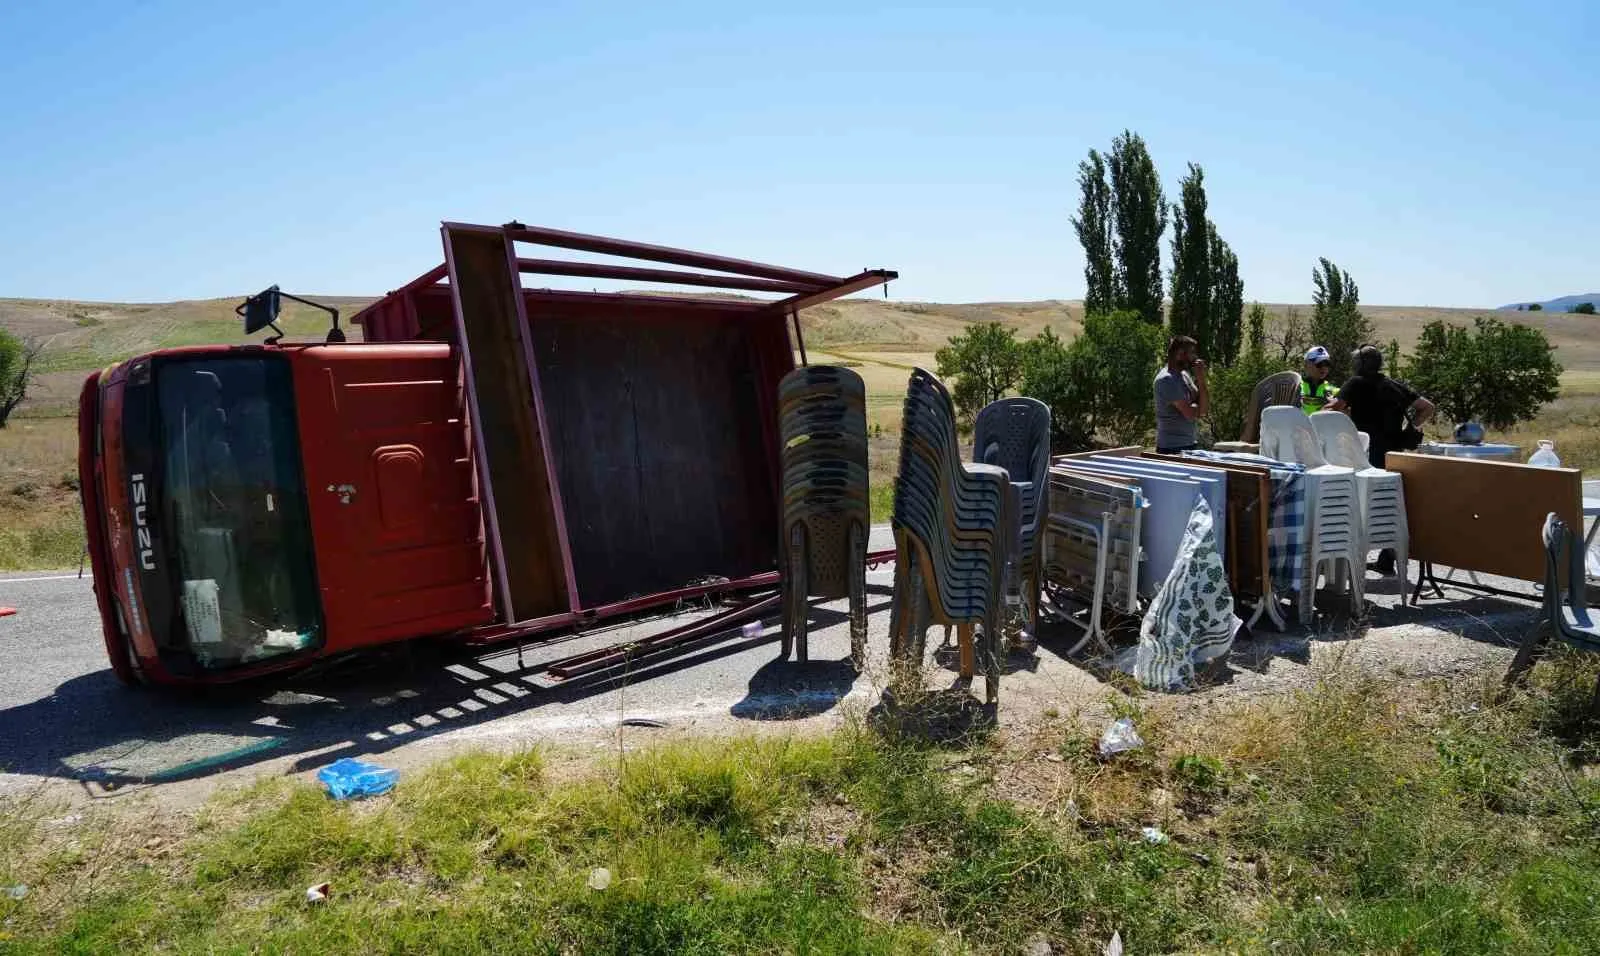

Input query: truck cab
[79,342,492,685]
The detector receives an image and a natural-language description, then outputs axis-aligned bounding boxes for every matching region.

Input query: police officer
[1300,346,1338,414]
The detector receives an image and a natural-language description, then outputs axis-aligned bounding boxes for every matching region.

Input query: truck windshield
[154,356,322,669]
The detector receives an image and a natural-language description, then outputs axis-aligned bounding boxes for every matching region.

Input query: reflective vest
[1301,378,1338,414]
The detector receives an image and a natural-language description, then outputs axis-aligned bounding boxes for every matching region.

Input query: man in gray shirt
[1153,335,1208,453]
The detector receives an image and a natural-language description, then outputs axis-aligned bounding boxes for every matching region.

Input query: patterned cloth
[1264,469,1307,593]
[1135,497,1238,691]
[1184,450,1308,594]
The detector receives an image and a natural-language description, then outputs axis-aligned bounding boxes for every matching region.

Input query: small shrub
[1172,753,1226,795]
[934,322,1024,425]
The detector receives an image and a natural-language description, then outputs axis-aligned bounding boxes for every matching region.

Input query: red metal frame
[544,592,781,680]
[351,223,896,648]
[442,228,520,626]
[515,258,817,294]
[78,225,894,688]
[498,221,845,286]
[459,549,894,648]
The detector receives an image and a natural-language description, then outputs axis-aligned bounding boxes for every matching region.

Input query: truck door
[290,343,494,649]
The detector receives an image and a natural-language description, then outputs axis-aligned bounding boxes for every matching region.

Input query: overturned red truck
[78,222,894,686]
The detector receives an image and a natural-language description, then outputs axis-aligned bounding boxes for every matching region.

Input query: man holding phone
[1153,335,1208,454]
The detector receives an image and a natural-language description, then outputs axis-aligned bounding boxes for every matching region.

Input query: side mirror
[236,285,340,345]
[240,286,282,336]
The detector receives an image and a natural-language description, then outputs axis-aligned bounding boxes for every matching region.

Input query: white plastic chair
[1311,411,1409,599]
[1260,406,1363,621]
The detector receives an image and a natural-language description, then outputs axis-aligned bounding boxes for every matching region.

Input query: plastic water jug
[1528,440,1561,467]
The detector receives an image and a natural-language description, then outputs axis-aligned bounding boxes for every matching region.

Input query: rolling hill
[5,293,1599,416]
[1498,294,1600,313]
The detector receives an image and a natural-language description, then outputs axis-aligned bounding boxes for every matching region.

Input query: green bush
[1019,327,1095,449]
[1402,316,1561,429]
[5,662,1600,953]
[1021,311,1165,449]
[1206,349,1291,442]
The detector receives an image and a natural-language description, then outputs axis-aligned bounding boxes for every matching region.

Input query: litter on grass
[316,757,399,799]
[1098,718,1144,757]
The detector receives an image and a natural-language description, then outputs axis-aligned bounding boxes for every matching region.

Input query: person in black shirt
[1327,345,1435,469]
[1327,345,1435,574]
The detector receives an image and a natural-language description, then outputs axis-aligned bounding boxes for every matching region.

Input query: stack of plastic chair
[778,365,869,667]
[1310,410,1409,598]
[972,397,1051,641]
[888,368,1015,705]
[1243,371,1303,443]
[1260,406,1362,621]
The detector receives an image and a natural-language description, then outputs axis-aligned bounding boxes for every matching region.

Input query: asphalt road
[0,525,1547,804]
[0,527,917,802]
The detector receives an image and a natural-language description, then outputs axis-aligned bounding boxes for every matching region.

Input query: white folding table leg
[1056,513,1112,656]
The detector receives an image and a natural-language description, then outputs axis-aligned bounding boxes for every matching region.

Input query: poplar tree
[1210,229,1244,364]
[1246,303,1268,357]
[1107,131,1167,324]
[1310,257,1374,381]
[1167,163,1211,348]
[1071,150,1116,316]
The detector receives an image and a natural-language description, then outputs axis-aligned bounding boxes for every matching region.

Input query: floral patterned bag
[1135,496,1238,691]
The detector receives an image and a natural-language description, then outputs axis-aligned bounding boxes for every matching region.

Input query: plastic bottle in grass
[1528,440,1561,467]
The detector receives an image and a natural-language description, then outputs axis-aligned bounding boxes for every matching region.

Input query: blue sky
[0,1,1593,307]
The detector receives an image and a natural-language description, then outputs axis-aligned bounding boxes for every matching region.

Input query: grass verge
[3,653,1598,953]
[0,416,84,571]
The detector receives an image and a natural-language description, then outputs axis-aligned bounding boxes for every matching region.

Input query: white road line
[0,573,87,585]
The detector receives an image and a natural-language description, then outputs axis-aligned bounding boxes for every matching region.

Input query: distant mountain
[1499,293,1600,312]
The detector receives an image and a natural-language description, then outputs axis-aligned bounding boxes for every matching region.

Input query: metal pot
[1453,421,1485,445]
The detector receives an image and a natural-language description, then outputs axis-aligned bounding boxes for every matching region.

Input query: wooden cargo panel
[530,299,785,607]
[1387,452,1582,584]
[444,228,570,622]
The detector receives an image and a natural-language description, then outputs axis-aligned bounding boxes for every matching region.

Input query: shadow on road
[732,657,859,721]
[1228,573,1541,677]
[0,596,873,796]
